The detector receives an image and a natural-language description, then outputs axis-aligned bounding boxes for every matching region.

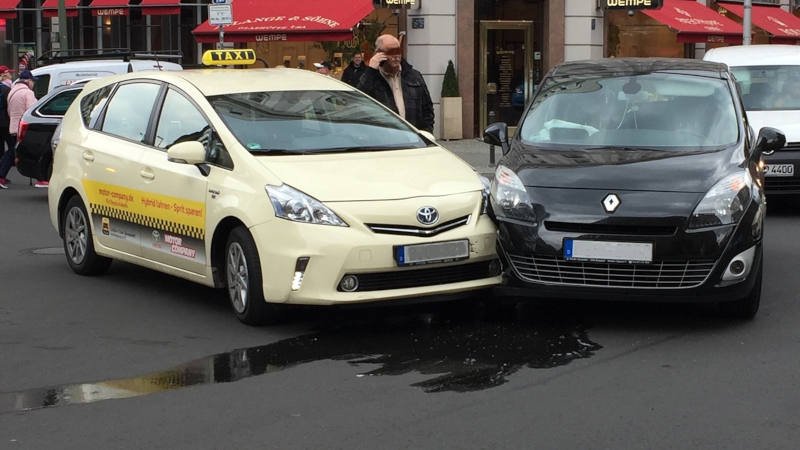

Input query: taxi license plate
[765,164,794,177]
[394,239,469,266]
[564,239,652,264]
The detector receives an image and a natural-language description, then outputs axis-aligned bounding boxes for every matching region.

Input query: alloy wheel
[227,242,248,314]
[65,207,88,265]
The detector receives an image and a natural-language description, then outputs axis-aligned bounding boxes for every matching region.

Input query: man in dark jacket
[341,52,366,87]
[357,34,434,132]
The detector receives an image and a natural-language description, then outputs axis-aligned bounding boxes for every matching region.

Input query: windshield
[730,65,800,111]
[518,73,739,149]
[208,90,428,154]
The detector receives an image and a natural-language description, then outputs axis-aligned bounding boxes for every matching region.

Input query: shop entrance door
[479,21,534,136]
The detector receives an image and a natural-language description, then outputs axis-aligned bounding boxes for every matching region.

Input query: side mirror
[483,122,510,155]
[167,141,206,165]
[754,126,786,157]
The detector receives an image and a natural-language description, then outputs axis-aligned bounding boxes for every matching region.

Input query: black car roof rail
[36,48,183,66]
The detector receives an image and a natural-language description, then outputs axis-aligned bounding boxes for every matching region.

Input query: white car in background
[704,44,800,197]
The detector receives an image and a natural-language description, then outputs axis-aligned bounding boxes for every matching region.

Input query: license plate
[765,164,794,177]
[394,239,469,266]
[564,239,653,263]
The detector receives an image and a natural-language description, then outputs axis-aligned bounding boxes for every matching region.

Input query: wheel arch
[210,216,249,288]
[57,187,83,238]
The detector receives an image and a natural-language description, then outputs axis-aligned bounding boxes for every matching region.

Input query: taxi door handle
[82,151,94,162]
[140,169,155,180]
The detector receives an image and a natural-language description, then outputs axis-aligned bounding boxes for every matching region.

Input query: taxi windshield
[208,90,428,154]
[518,73,739,150]
[729,65,800,111]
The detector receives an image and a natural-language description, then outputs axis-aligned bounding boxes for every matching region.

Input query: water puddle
[1,304,601,413]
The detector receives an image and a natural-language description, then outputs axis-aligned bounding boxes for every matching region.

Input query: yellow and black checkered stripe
[91,203,205,240]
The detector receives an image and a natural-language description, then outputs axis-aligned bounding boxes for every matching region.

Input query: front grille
[782,142,800,151]
[508,254,715,289]
[366,215,470,237]
[339,259,500,292]
[765,178,800,192]
[544,221,677,236]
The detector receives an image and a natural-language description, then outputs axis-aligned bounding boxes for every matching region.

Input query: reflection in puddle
[1,305,601,413]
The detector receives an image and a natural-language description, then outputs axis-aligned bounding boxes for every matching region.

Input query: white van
[31,56,182,98]
[703,44,800,196]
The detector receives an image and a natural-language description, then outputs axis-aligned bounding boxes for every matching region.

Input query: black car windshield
[518,73,739,149]
[208,90,428,154]
[729,65,800,111]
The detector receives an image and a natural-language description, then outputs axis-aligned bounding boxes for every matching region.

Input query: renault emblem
[417,206,439,225]
[602,194,620,213]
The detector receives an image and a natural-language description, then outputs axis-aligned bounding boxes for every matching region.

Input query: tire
[225,226,281,325]
[62,195,112,276]
[718,261,762,320]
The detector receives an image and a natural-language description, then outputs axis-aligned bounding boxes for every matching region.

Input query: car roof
[81,68,355,97]
[549,57,729,79]
[31,59,182,75]
[703,44,800,66]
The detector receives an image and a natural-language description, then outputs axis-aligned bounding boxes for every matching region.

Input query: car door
[81,81,162,257]
[16,86,82,180]
[137,87,216,274]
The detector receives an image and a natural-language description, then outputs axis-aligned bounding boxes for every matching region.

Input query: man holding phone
[357,34,434,132]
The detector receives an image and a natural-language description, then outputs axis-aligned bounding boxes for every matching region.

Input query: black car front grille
[544,221,677,236]
[765,178,800,192]
[339,259,500,292]
[508,254,716,289]
[366,215,471,237]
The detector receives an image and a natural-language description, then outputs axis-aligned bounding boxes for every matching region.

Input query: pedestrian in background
[0,65,12,87]
[341,52,366,87]
[0,66,13,161]
[357,34,434,132]
[0,70,39,189]
[314,60,333,76]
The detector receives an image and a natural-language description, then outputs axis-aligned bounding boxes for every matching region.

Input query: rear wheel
[62,195,112,275]
[225,226,281,325]
[718,262,762,320]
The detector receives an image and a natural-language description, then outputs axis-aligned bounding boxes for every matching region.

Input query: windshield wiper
[303,146,412,154]
[250,149,310,155]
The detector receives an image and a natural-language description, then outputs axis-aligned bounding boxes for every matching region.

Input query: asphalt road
[1,175,799,449]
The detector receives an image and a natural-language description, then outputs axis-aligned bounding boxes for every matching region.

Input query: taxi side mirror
[754,126,786,158]
[167,141,206,165]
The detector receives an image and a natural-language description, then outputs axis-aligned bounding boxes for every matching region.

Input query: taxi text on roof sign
[202,49,257,66]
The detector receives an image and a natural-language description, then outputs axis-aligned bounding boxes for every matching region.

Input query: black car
[484,58,786,319]
[16,82,85,181]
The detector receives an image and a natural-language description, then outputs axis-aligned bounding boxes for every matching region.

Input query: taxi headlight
[490,165,536,223]
[480,175,491,215]
[688,172,752,229]
[266,184,348,227]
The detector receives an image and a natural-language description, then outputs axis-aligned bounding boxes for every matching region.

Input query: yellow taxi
[48,50,501,325]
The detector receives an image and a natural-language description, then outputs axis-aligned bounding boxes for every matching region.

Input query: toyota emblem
[417,206,439,225]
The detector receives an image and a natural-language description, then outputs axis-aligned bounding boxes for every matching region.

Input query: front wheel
[225,226,281,325]
[62,195,112,275]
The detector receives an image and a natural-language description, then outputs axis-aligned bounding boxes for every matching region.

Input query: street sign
[209,4,233,26]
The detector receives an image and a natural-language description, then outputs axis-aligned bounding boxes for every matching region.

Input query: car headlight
[688,172,752,229]
[490,165,536,223]
[480,175,491,215]
[266,184,348,227]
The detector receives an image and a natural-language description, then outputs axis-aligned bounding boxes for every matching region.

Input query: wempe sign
[605,0,663,9]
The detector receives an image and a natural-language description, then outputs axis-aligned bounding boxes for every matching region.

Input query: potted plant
[440,59,462,140]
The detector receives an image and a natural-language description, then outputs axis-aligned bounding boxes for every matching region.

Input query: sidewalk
[437,138,501,178]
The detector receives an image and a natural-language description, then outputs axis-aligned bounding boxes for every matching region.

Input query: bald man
[357,34,434,132]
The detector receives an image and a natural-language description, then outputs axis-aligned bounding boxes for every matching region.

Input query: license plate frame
[394,239,470,267]
[564,238,653,264]
[765,163,795,177]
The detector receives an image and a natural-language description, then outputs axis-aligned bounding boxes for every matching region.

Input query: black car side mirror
[483,122,510,155]
[754,126,786,158]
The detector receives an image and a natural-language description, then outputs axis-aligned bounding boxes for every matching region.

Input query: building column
[545,0,565,72]
[564,0,604,61]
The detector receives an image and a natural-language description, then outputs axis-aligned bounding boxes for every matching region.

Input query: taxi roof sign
[202,49,257,66]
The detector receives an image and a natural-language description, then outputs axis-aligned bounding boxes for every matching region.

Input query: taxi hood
[257,147,483,202]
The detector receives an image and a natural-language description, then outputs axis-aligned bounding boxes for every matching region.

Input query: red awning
[719,2,800,45]
[0,0,20,20]
[140,0,181,16]
[642,0,744,44]
[192,0,374,43]
[42,0,80,18]
[90,0,129,17]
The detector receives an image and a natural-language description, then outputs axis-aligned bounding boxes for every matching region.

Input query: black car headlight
[490,165,536,223]
[688,172,752,229]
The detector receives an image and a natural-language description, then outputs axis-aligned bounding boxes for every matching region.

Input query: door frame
[479,20,534,136]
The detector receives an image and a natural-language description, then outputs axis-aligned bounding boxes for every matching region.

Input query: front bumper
[250,213,501,305]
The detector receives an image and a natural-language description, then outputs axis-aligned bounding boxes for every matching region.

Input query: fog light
[291,257,310,291]
[339,275,359,292]
[722,246,756,282]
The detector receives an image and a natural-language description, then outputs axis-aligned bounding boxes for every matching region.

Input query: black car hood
[506,143,744,193]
